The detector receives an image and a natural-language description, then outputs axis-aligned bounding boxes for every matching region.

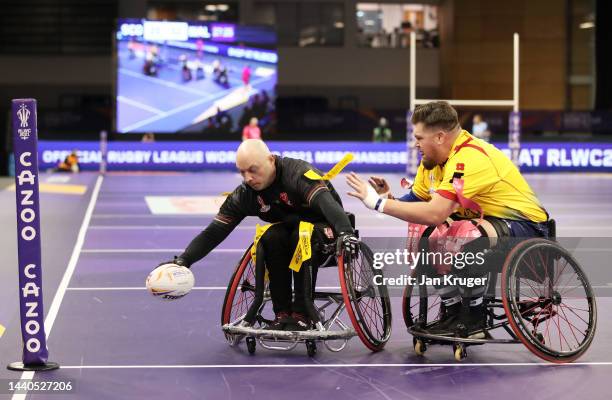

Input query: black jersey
[216,156,343,228]
[179,156,352,266]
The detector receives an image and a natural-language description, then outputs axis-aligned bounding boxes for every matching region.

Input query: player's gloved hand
[337,232,360,257]
[157,256,190,269]
[368,176,391,198]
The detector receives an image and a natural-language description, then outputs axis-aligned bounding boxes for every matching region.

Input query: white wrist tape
[363,186,387,212]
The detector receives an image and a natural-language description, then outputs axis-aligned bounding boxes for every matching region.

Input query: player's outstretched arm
[346,172,456,226]
[177,217,242,267]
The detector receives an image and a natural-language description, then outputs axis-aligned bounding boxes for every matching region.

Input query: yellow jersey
[411,130,548,223]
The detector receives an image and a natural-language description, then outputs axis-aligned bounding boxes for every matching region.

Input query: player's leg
[455,218,502,335]
[425,219,499,335]
[259,223,296,329]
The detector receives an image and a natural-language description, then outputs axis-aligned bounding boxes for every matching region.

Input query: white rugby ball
[146,263,194,300]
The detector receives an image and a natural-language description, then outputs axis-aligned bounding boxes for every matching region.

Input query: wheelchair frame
[221,241,392,356]
[403,223,598,363]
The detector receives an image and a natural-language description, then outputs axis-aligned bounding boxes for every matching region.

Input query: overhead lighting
[357,11,364,17]
[334,22,344,29]
[217,4,229,12]
[205,5,217,12]
[579,21,594,29]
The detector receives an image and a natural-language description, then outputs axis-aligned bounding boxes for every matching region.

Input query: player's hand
[368,176,390,198]
[400,177,414,190]
[347,172,384,211]
[158,256,190,269]
[337,232,360,257]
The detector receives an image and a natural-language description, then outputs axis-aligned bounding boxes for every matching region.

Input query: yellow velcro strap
[304,153,354,181]
[288,221,314,272]
[0,324,6,338]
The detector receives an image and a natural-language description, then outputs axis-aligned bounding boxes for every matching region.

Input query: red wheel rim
[338,251,390,351]
[222,248,258,326]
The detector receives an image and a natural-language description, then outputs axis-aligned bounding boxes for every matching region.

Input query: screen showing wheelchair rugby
[115,19,277,134]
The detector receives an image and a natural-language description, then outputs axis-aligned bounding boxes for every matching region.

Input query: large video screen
[115,19,277,134]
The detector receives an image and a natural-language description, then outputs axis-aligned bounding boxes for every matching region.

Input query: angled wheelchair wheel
[338,243,392,351]
[501,238,597,363]
[402,267,443,329]
[221,244,264,337]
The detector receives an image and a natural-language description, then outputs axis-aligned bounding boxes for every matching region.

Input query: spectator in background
[373,117,392,142]
[242,65,252,90]
[242,117,261,141]
[142,133,155,143]
[472,114,491,142]
[56,150,79,173]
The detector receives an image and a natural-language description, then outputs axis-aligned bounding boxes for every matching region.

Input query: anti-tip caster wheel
[453,343,467,361]
[306,340,317,357]
[413,337,427,356]
[246,336,256,355]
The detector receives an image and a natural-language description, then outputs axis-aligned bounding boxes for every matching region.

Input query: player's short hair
[411,101,459,133]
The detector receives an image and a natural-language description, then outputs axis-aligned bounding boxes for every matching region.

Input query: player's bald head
[236,139,276,191]
[236,139,271,164]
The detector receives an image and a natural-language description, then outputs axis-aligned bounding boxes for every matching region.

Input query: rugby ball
[146,263,194,300]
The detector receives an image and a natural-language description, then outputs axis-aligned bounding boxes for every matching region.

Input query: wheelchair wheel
[338,243,392,351]
[221,245,263,336]
[402,267,443,329]
[501,238,597,363]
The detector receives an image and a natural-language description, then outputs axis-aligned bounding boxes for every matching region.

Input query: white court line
[81,248,243,253]
[11,175,104,400]
[53,362,612,369]
[65,286,341,291]
[117,95,164,115]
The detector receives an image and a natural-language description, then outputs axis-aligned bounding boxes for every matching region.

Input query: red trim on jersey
[454,137,488,156]
[436,189,458,202]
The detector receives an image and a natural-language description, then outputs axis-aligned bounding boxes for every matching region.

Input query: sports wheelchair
[403,219,597,363]
[221,218,392,356]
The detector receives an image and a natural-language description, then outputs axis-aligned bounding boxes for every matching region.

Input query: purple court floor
[1,171,611,399]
